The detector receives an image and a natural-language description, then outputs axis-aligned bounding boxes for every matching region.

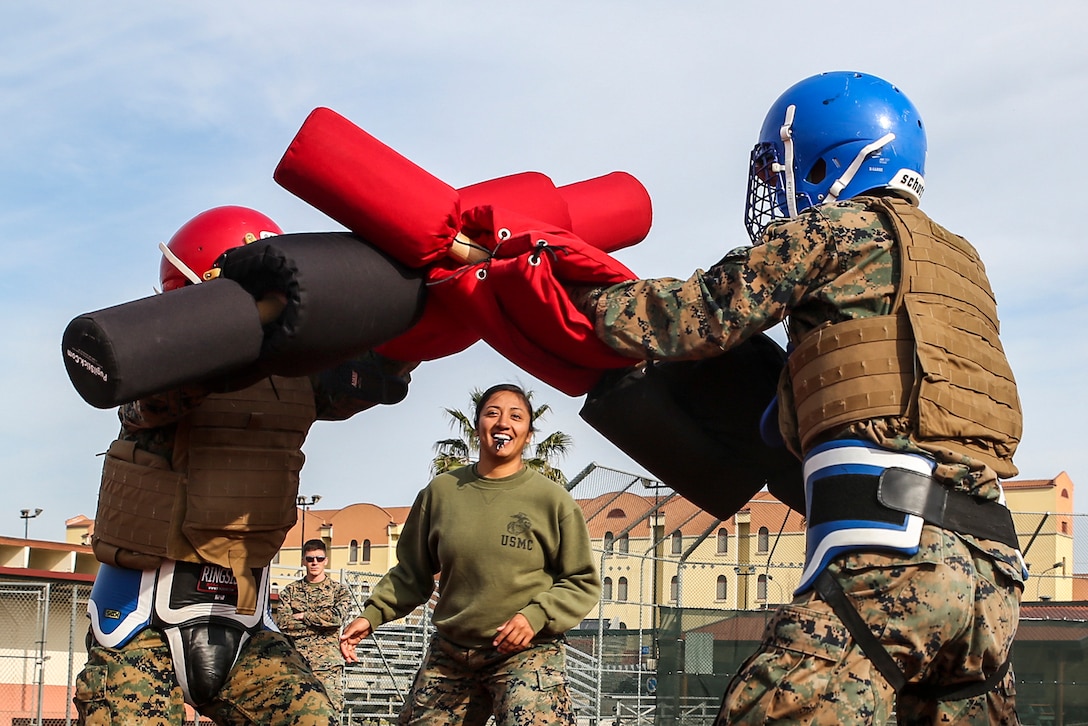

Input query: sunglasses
[304,556,326,563]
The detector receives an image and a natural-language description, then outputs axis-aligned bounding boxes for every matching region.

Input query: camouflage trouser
[398,635,576,726]
[293,636,347,714]
[310,664,345,714]
[74,627,337,726]
[717,526,1022,725]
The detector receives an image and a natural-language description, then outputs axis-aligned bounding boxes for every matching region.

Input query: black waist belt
[876,468,1020,550]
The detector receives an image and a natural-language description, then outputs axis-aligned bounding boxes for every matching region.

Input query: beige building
[62,470,1080,613]
[0,470,1072,726]
[1005,472,1076,601]
[175,470,1079,617]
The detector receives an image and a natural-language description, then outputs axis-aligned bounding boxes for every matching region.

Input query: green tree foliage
[431,388,572,486]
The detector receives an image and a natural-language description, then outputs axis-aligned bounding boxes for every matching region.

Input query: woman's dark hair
[474,383,534,430]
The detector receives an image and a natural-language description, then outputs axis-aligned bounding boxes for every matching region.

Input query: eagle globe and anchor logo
[501,512,534,551]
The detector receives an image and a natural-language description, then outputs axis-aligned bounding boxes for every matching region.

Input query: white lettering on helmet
[890,169,926,202]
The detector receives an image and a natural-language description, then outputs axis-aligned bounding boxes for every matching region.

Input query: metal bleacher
[342,619,427,723]
[340,614,599,724]
[337,576,600,724]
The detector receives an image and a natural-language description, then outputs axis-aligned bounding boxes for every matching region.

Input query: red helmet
[159,206,283,291]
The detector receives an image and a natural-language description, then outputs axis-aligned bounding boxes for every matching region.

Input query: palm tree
[431,388,573,486]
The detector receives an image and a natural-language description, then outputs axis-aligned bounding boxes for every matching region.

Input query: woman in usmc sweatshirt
[339,383,601,726]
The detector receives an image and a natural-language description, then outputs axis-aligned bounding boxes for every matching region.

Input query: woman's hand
[339,617,374,663]
[493,613,535,654]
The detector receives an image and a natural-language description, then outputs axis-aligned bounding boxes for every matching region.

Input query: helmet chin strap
[826,132,896,203]
[778,105,799,219]
[159,241,203,286]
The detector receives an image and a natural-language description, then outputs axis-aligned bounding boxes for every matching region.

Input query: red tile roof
[1020,602,1088,621]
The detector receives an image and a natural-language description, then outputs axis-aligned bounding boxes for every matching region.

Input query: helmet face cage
[743,71,927,243]
[745,142,805,243]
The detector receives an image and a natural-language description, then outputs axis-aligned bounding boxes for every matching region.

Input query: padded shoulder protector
[581,332,804,517]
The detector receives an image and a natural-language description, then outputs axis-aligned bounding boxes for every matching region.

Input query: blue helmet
[744,71,927,242]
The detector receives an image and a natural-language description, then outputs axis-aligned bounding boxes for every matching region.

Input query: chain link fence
[567,463,1088,726]
[2,464,1086,725]
[0,581,89,726]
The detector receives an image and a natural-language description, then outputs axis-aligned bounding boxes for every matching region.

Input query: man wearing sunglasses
[275,539,355,714]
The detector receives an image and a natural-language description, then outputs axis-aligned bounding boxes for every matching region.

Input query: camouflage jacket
[274,576,355,667]
[577,196,1025,584]
[577,196,1015,499]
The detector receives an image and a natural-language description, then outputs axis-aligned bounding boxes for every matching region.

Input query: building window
[602,577,613,601]
[616,533,629,554]
[757,574,768,601]
[757,526,770,553]
[672,531,683,555]
[604,532,615,551]
[716,528,729,554]
[348,540,359,564]
[617,577,628,602]
[607,508,626,519]
[716,575,728,601]
[362,539,371,563]
[669,576,679,602]
[1062,488,1070,499]
[272,551,280,565]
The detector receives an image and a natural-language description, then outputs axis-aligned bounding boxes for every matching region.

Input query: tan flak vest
[93,376,316,615]
[783,197,1022,478]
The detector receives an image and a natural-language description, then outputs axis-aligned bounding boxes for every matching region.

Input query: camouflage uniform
[578,197,1024,724]
[75,353,415,725]
[275,576,355,713]
[718,525,1020,725]
[74,628,336,725]
[399,636,576,726]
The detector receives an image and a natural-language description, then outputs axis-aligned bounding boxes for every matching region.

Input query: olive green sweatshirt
[361,465,601,648]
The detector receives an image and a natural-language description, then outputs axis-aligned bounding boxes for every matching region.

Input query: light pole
[20,508,43,539]
[1034,561,1064,601]
[765,574,786,606]
[297,495,321,552]
[640,477,668,631]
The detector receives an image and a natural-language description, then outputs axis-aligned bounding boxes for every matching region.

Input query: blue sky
[2,2,1086,540]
